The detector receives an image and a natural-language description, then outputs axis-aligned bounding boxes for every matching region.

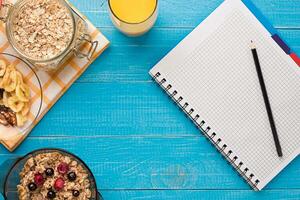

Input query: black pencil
[251,41,283,157]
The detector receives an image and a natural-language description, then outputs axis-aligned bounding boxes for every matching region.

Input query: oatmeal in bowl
[2,149,102,200]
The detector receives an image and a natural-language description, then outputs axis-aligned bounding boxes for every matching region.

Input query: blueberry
[72,190,80,197]
[27,182,37,191]
[67,172,76,181]
[47,190,56,199]
[45,168,54,177]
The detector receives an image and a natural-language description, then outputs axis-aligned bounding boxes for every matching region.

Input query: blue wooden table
[0,0,299,199]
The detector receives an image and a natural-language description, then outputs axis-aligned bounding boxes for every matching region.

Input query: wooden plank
[1,137,300,190]
[70,0,300,28]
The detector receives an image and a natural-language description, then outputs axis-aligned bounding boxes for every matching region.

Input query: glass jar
[0,0,98,72]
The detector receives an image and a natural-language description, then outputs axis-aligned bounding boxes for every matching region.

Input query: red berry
[54,178,65,191]
[34,173,44,186]
[57,162,69,175]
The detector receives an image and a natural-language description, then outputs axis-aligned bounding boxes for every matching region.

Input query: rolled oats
[12,0,74,60]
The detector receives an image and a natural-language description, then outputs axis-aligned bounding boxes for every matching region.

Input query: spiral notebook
[150,0,300,191]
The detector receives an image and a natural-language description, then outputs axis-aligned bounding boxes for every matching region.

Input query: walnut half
[0,105,17,126]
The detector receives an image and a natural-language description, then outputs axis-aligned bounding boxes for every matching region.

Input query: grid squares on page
[190,12,267,177]
[261,36,300,152]
[161,9,300,183]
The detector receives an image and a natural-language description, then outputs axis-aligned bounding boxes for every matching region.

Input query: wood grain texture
[0,0,299,199]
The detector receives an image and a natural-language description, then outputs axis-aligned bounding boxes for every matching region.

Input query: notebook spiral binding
[151,71,260,191]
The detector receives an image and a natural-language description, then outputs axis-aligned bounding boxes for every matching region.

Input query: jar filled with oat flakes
[0,0,98,72]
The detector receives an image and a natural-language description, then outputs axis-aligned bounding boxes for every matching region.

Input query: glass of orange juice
[108,0,158,36]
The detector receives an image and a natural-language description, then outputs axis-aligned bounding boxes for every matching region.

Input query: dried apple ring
[4,70,18,92]
[16,113,27,127]
[0,68,11,88]
[8,95,24,113]
[15,71,23,85]
[21,102,30,116]
[16,83,30,102]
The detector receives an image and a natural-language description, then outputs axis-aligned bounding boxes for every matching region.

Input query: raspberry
[57,162,69,175]
[54,178,65,191]
[34,173,44,186]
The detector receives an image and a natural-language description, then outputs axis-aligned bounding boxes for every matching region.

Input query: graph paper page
[150,0,300,190]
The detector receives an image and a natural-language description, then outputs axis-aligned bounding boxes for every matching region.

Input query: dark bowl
[1,148,103,200]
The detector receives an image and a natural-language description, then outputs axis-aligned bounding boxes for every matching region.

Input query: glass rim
[6,0,76,63]
[108,0,158,25]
